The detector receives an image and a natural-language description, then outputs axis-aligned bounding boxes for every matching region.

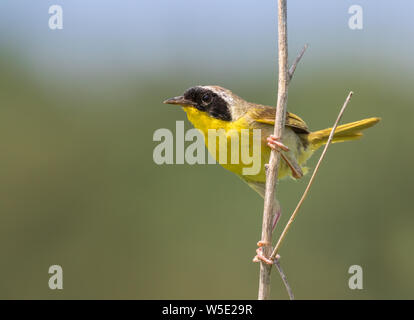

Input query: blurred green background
[0,0,413,299]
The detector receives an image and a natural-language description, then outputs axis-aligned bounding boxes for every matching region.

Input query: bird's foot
[252,241,276,265]
[267,135,289,152]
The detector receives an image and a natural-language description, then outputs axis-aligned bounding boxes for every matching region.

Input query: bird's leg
[266,135,289,152]
[267,134,303,179]
[252,136,288,265]
[272,206,281,232]
[280,153,303,179]
[253,241,281,265]
[252,241,274,265]
[253,204,281,265]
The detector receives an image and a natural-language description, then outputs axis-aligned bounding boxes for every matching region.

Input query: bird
[164,85,380,263]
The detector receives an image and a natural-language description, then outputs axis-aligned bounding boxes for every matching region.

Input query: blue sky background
[1,0,413,76]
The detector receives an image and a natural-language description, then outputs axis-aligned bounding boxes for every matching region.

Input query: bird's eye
[201,93,212,103]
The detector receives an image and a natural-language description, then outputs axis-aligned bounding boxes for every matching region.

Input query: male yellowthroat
[164,85,380,198]
[164,85,380,264]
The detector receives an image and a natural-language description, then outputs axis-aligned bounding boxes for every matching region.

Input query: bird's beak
[163,96,195,107]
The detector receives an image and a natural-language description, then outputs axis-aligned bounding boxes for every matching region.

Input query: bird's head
[163,85,250,121]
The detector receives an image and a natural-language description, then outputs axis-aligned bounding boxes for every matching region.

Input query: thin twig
[258,0,288,300]
[270,91,354,260]
[288,44,308,82]
[273,257,294,300]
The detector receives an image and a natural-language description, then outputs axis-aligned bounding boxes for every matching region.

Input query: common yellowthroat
[164,85,380,198]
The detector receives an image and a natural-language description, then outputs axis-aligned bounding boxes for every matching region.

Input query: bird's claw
[252,241,278,265]
[267,135,289,152]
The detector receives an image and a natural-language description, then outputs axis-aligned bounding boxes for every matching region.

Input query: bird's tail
[308,117,381,151]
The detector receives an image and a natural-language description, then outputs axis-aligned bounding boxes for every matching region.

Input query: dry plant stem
[258,0,288,300]
[274,258,294,300]
[269,45,308,299]
[270,91,354,260]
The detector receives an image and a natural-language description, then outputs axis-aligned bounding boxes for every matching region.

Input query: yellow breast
[182,107,312,183]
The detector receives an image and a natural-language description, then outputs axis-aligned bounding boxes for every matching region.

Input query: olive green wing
[250,105,310,134]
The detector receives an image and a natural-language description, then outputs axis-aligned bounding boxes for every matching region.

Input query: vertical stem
[258,0,288,300]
